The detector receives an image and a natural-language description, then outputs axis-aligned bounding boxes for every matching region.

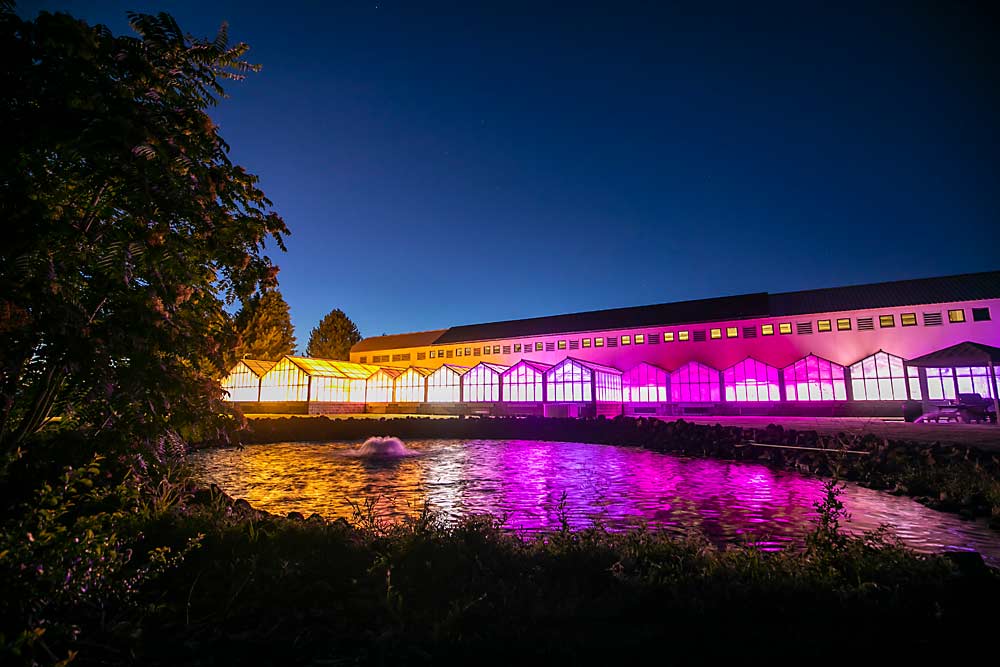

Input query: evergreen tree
[306,309,361,360]
[234,290,297,361]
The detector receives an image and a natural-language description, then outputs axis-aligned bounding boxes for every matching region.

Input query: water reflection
[192,439,1000,564]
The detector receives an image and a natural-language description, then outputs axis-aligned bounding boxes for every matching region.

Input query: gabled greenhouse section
[622,362,669,403]
[394,367,433,403]
[544,358,622,417]
[366,367,403,403]
[221,359,275,402]
[427,365,469,402]
[462,362,510,402]
[500,360,551,403]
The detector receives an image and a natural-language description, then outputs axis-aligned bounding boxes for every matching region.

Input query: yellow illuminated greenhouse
[220,359,276,402]
[256,356,380,414]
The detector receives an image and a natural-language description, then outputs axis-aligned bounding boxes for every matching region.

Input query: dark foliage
[306,308,361,360]
[0,7,288,457]
[232,289,296,362]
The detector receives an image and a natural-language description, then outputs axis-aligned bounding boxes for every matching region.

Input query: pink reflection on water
[193,439,1000,564]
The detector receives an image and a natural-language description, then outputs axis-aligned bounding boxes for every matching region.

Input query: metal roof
[352,270,1000,351]
[284,356,381,379]
[768,271,1000,316]
[351,329,448,353]
[434,292,769,344]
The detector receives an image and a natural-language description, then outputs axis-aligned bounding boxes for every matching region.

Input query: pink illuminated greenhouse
[622,362,669,403]
[783,354,847,401]
[545,358,623,403]
[849,351,915,401]
[723,358,780,402]
[462,362,510,402]
[669,361,720,402]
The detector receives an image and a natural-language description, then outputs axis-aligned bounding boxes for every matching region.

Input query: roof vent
[923,312,942,326]
[797,322,813,335]
[693,330,706,342]
[742,326,757,339]
[857,317,874,331]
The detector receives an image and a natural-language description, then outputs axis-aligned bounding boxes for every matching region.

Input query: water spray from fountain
[346,436,420,457]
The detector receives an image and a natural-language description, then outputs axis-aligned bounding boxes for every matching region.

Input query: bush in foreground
[4,473,995,665]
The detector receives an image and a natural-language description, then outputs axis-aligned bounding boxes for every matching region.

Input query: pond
[192,438,1000,563]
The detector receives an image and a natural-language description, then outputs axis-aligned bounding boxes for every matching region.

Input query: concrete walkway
[655,416,1000,450]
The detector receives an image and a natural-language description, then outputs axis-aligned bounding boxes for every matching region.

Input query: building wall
[351,298,1000,375]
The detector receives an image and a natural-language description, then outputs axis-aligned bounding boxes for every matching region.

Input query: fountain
[346,436,419,458]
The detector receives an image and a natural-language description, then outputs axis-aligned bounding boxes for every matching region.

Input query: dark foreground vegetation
[2,431,999,665]
[247,415,1000,527]
[4,5,999,664]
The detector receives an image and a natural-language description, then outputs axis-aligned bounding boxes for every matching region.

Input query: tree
[306,310,361,360]
[0,8,289,455]
[233,290,296,361]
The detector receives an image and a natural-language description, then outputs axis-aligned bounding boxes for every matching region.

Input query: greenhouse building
[221,270,1000,420]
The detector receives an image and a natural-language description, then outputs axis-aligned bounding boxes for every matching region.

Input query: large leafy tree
[0,8,289,455]
[233,289,296,361]
[306,309,362,360]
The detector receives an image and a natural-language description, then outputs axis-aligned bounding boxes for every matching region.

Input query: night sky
[18,1,1000,344]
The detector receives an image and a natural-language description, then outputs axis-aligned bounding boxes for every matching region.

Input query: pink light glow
[724,358,780,402]
[501,360,550,402]
[623,362,669,403]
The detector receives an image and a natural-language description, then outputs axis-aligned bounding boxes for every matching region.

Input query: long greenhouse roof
[285,356,381,379]
[351,270,1000,351]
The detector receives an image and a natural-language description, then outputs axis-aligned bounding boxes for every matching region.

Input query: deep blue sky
[19,1,1000,343]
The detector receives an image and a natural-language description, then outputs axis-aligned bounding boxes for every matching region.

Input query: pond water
[192,439,1000,564]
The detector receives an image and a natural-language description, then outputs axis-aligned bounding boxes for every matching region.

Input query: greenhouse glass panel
[462,362,509,402]
[500,360,550,402]
[366,368,402,402]
[259,357,309,402]
[221,360,274,402]
[849,351,910,400]
[623,362,668,403]
[782,355,846,401]
[427,365,468,402]
[669,361,720,402]
[395,367,432,402]
[954,367,998,399]
[925,368,956,400]
[546,359,592,402]
[724,358,780,402]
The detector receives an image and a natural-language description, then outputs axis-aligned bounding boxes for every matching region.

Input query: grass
[3,432,1000,665]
